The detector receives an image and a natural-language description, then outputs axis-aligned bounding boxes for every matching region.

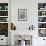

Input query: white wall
[11,0,46,30]
[11,0,46,46]
[11,0,38,45]
[11,0,38,30]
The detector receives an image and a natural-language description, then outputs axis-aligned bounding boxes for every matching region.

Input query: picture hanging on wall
[18,9,27,21]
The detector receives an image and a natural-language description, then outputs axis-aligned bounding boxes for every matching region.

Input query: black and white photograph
[18,9,27,21]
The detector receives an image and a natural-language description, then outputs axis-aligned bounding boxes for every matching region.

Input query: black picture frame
[18,9,27,21]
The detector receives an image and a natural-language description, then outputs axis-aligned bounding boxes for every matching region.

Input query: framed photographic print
[18,9,27,21]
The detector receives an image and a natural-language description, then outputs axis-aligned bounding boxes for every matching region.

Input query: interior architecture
[0,0,46,46]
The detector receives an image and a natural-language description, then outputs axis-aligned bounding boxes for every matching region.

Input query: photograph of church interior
[0,0,46,46]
